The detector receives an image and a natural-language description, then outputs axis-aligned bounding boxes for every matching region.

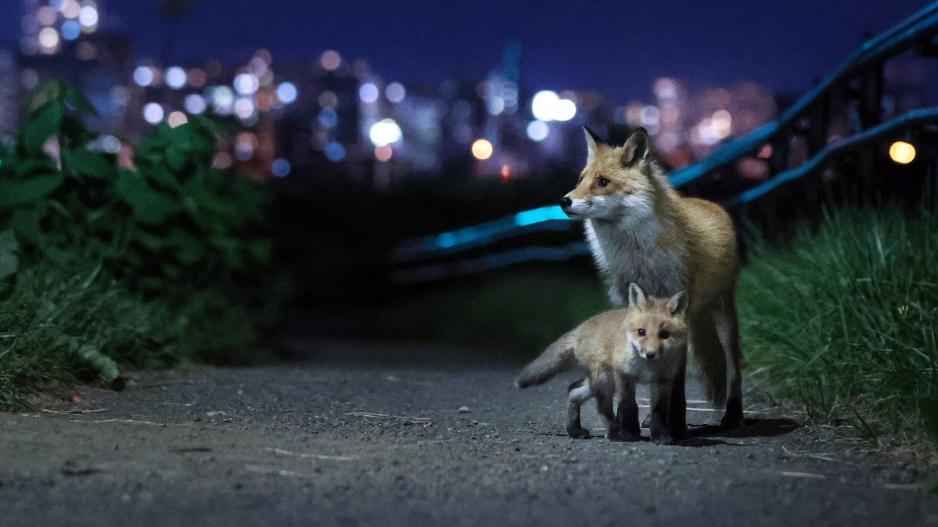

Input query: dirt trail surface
[1,340,935,527]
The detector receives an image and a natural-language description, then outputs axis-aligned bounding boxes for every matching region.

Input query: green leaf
[115,169,182,224]
[0,172,64,209]
[10,206,45,244]
[62,148,114,179]
[21,102,64,154]
[0,230,18,281]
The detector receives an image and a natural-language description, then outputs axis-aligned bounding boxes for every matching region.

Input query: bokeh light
[61,20,80,41]
[320,50,342,71]
[369,118,403,146]
[358,83,379,104]
[318,108,338,128]
[531,90,576,122]
[233,73,259,95]
[889,141,916,164]
[526,120,549,142]
[374,144,393,162]
[165,66,187,89]
[184,94,206,114]
[386,82,406,103]
[471,138,493,160]
[271,158,291,177]
[276,82,298,104]
[142,102,164,124]
[324,141,346,162]
[78,5,99,28]
[167,111,188,128]
[133,66,154,87]
[38,27,60,52]
[234,98,255,119]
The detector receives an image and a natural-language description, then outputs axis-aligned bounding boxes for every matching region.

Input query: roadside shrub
[0,82,282,408]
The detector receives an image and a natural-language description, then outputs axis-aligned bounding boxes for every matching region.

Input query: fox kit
[560,127,743,434]
[516,283,689,444]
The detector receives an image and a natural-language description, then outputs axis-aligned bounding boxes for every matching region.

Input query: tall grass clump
[739,205,938,444]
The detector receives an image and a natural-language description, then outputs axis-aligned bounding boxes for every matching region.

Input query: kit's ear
[622,127,651,167]
[667,290,689,317]
[583,126,604,164]
[628,282,647,309]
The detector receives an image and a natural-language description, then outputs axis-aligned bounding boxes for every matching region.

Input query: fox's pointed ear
[622,127,651,167]
[667,290,688,316]
[627,283,647,309]
[583,126,603,164]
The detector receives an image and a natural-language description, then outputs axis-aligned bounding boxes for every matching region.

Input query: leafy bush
[0,82,282,407]
[739,206,938,444]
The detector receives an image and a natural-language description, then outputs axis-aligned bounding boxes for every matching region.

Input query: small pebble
[458,406,471,414]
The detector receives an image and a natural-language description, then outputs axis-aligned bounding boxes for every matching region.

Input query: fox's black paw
[720,412,745,430]
[567,426,590,439]
[652,434,675,445]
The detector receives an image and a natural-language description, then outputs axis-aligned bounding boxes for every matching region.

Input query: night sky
[1,0,929,100]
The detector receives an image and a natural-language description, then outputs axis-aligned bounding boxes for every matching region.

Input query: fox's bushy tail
[689,310,728,407]
[515,330,578,389]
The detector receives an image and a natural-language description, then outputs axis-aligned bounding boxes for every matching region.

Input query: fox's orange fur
[560,127,743,432]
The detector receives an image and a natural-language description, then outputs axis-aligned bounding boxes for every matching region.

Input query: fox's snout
[560,196,572,209]
[643,351,658,360]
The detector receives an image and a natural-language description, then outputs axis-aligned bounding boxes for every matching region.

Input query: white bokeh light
[368,118,403,146]
[233,73,259,95]
[531,90,576,122]
[165,66,187,90]
[142,102,164,124]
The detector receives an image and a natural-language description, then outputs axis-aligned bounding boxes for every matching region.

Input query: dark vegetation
[0,82,283,409]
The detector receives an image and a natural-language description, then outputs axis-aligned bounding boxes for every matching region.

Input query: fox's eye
[637,328,646,337]
[659,330,670,339]
[577,175,584,184]
[597,177,609,188]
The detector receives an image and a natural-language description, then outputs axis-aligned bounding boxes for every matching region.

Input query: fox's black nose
[645,352,657,360]
[560,197,572,208]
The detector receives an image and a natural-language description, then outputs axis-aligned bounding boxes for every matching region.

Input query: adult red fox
[559,127,743,434]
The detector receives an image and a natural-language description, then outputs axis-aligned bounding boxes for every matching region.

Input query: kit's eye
[637,328,646,337]
[597,176,609,188]
[577,175,584,184]
[659,330,670,339]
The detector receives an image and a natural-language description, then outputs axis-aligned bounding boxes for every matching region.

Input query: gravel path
[1,340,935,526]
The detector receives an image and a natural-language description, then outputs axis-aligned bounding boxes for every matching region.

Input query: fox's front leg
[668,356,688,440]
[566,378,591,439]
[615,375,641,441]
[650,381,675,445]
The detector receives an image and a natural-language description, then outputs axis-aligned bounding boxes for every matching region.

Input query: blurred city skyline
[2,0,935,186]
[0,0,929,100]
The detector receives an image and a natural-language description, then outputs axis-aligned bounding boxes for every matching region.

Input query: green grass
[739,206,938,444]
[0,257,266,410]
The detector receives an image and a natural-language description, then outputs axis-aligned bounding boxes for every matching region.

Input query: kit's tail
[515,330,577,389]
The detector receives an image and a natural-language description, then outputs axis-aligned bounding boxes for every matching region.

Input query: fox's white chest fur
[585,217,687,306]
